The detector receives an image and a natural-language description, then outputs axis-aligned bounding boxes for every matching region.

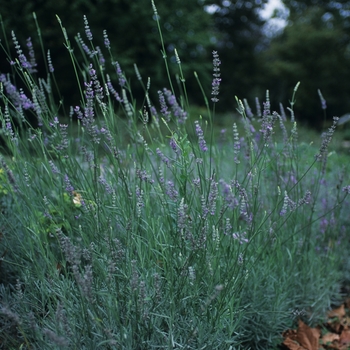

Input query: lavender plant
[0,5,349,350]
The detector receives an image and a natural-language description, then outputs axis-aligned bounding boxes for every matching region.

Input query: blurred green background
[1,0,350,129]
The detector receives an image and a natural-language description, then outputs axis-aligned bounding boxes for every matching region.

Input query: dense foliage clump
[0,4,349,349]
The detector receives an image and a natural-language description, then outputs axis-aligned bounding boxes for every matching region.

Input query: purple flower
[192,178,200,188]
[211,51,221,103]
[84,81,95,125]
[263,101,270,117]
[163,89,187,124]
[77,32,92,57]
[224,218,232,235]
[32,87,43,126]
[26,37,37,73]
[342,185,350,195]
[201,195,209,218]
[103,29,110,49]
[208,178,218,215]
[280,191,296,216]
[233,123,240,164]
[232,231,248,244]
[134,63,142,81]
[255,97,262,117]
[56,124,69,151]
[165,181,178,200]
[84,15,93,41]
[11,31,33,71]
[243,99,253,118]
[195,121,208,152]
[220,180,238,209]
[136,169,154,184]
[98,176,113,194]
[234,181,249,220]
[96,46,105,69]
[47,50,54,73]
[170,137,180,154]
[177,198,188,232]
[3,105,15,140]
[297,190,311,206]
[113,61,126,87]
[64,174,74,193]
[106,75,122,102]
[318,89,327,110]
[156,148,170,167]
[49,160,59,174]
[315,116,339,160]
[158,90,171,121]
[89,64,104,101]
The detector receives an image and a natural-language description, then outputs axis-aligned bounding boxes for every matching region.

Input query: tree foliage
[1,0,349,126]
[0,0,215,107]
[262,2,350,126]
[208,0,268,110]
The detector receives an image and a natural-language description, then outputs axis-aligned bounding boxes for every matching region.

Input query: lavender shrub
[0,9,349,350]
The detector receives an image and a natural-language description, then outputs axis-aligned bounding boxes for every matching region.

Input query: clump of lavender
[0,12,349,350]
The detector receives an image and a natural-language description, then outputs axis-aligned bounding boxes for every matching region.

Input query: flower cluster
[211,51,221,103]
[163,88,187,124]
[106,74,122,102]
[84,15,93,41]
[316,116,339,160]
[195,120,208,152]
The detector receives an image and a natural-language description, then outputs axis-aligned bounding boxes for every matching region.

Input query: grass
[0,4,350,349]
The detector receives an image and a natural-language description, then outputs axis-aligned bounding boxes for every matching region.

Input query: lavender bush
[0,3,349,349]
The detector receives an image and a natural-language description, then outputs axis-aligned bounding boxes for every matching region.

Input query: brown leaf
[296,319,320,350]
[328,305,346,319]
[320,332,339,345]
[327,304,347,333]
[343,316,350,329]
[339,329,350,347]
[283,336,308,350]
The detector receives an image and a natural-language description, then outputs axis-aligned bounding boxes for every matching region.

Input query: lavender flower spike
[84,15,93,41]
[195,120,208,152]
[211,51,221,103]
